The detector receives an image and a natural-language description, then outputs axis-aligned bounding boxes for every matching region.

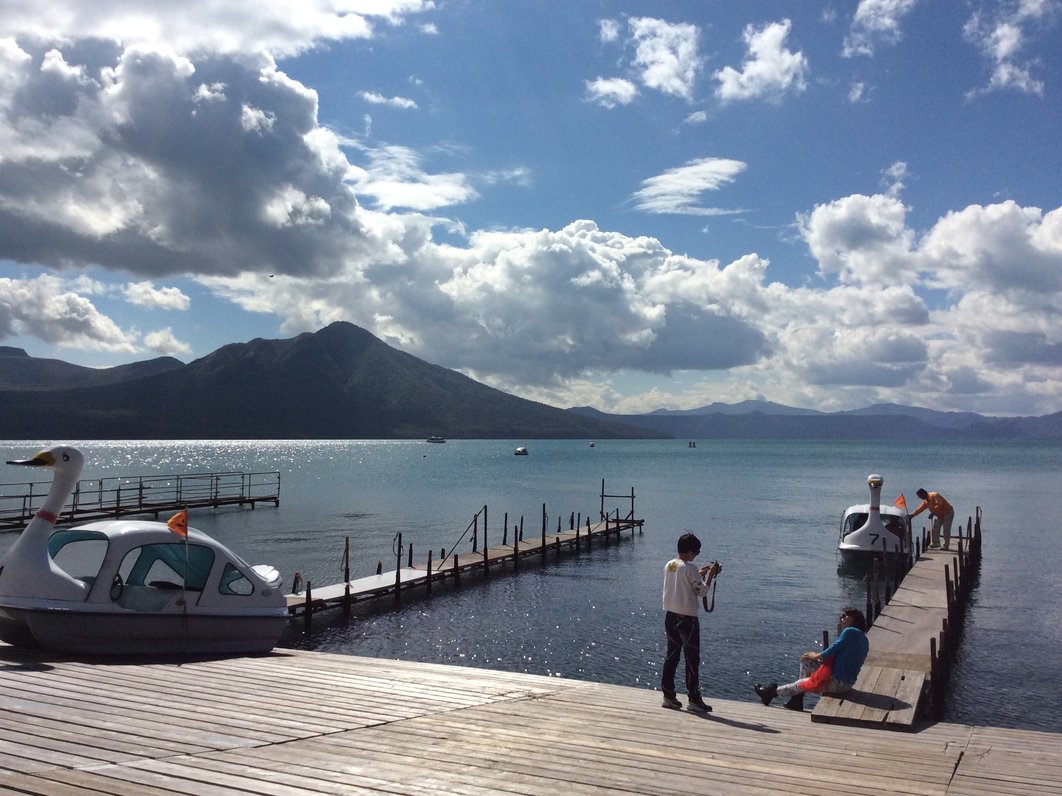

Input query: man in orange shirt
[911,488,954,549]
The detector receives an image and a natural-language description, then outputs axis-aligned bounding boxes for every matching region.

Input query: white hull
[0,604,287,655]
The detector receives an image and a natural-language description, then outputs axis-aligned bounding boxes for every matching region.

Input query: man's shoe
[754,683,778,706]
[687,696,712,714]
[661,695,682,710]
[783,693,805,712]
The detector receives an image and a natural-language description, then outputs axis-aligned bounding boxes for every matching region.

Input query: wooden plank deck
[0,645,1057,795]
[812,546,971,730]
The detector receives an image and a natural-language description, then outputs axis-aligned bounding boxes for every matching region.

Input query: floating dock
[0,470,281,532]
[0,644,1056,795]
[812,510,983,730]
[289,515,644,621]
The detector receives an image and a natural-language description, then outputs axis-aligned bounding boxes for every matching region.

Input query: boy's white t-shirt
[662,557,709,617]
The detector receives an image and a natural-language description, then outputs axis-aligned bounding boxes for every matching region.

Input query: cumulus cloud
[714,19,809,102]
[628,17,703,100]
[0,0,433,59]
[585,77,639,108]
[587,17,703,107]
[124,281,191,310]
[843,0,919,57]
[964,1,1056,96]
[143,327,192,357]
[0,275,137,352]
[0,43,376,278]
[631,158,746,215]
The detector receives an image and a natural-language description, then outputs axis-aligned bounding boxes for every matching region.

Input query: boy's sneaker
[661,695,682,710]
[686,696,712,714]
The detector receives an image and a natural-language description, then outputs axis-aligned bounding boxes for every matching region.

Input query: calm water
[1,438,1059,732]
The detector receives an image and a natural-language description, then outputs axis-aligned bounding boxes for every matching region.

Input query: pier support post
[426,550,433,596]
[394,532,402,603]
[343,537,351,619]
[304,581,313,632]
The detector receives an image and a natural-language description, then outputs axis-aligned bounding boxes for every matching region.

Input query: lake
[1,437,1058,732]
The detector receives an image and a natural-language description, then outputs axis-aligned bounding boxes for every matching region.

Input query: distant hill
[567,403,1060,440]
[0,347,183,391]
[0,323,659,440]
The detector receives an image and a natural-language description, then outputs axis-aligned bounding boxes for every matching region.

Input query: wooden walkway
[288,517,642,618]
[0,470,280,532]
[0,645,1057,795]
[813,518,982,730]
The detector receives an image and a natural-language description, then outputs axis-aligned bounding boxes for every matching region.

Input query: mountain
[0,323,659,440]
[567,403,1060,440]
[0,347,183,391]
[649,399,823,417]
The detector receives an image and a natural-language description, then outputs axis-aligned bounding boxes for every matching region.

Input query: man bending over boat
[910,488,954,550]
[753,607,869,711]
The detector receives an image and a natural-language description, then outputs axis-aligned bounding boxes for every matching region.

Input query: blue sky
[0,1,1059,416]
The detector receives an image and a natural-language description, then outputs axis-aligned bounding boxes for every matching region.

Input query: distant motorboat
[0,446,289,655]
[514,446,528,456]
[426,436,446,443]
[589,441,595,448]
[837,474,910,563]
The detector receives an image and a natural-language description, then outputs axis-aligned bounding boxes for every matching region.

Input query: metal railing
[0,470,281,531]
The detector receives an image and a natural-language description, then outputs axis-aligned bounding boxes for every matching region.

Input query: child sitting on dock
[753,607,869,711]
[661,532,722,715]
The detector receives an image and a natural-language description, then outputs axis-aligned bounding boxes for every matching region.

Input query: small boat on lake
[0,446,288,655]
[426,436,446,443]
[514,446,528,456]
[837,473,910,564]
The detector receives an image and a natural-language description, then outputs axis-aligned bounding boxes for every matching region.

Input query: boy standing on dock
[661,532,722,714]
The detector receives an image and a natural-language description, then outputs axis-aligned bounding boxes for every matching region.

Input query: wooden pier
[289,513,644,622]
[813,510,983,730]
[0,644,1057,795]
[0,470,281,532]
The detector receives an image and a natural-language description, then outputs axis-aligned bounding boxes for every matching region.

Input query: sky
[0,1,1059,417]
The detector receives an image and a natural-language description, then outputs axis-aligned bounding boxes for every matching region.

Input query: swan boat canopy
[837,473,911,564]
[0,446,288,656]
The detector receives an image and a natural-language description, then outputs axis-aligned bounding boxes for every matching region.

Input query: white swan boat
[0,446,288,655]
[837,474,911,564]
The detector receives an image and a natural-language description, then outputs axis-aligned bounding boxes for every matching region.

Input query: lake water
[1,438,1059,733]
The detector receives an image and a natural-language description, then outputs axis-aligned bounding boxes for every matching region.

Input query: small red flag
[167,510,188,537]
[894,494,908,511]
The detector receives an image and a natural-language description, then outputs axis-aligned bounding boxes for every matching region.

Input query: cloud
[143,327,192,357]
[598,18,621,44]
[124,282,191,310]
[799,193,917,285]
[0,43,376,278]
[0,0,434,59]
[359,91,418,109]
[627,17,703,100]
[714,19,809,102]
[631,158,747,215]
[349,144,479,211]
[585,77,639,108]
[964,1,1056,96]
[0,275,137,352]
[843,0,919,57]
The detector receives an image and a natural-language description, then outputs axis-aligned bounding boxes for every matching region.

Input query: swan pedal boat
[0,446,288,655]
[837,473,911,564]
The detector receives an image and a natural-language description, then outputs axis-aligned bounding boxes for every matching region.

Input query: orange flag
[167,510,188,537]
[894,494,908,511]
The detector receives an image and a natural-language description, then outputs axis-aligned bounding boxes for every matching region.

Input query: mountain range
[1,324,1058,440]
